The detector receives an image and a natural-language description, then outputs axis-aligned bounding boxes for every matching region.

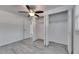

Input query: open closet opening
[48,11,68,45]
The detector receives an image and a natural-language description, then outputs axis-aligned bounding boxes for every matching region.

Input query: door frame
[43,6,74,54]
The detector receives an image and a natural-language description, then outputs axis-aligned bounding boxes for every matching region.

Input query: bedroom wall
[73,5,79,53]
[0,10,30,46]
[36,11,68,45]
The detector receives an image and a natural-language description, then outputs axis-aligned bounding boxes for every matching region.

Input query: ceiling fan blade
[26,5,30,11]
[18,11,28,13]
[35,11,44,13]
[35,14,39,17]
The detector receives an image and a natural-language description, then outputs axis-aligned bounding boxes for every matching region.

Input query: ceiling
[0,5,65,17]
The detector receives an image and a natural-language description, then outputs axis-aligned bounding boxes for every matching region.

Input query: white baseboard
[37,38,67,45]
[0,36,30,47]
[0,37,67,47]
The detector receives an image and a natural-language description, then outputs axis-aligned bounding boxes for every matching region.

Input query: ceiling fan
[18,5,44,17]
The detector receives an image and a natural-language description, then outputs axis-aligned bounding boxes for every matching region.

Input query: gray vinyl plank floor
[0,38,68,54]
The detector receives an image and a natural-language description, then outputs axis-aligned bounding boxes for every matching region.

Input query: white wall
[24,17,31,39]
[0,10,30,46]
[36,17,44,39]
[36,11,68,45]
[74,5,79,53]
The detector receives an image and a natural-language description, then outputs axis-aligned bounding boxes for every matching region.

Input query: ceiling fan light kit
[29,12,35,16]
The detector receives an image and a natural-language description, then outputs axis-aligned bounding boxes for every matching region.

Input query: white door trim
[30,17,37,41]
[44,6,73,54]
